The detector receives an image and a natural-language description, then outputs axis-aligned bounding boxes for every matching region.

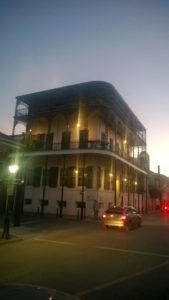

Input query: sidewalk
[0,232,23,245]
[0,213,99,245]
[0,209,166,246]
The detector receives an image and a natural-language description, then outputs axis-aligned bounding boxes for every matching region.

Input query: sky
[0,0,169,176]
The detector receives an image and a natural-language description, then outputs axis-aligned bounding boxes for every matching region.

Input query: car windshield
[106,207,123,214]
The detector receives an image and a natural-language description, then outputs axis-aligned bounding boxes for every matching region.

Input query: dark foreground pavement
[0,284,80,300]
[0,215,83,300]
[0,210,168,300]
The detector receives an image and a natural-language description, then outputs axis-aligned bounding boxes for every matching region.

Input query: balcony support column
[60,155,66,217]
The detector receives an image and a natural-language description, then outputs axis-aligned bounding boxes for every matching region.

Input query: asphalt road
[0,212,169,300]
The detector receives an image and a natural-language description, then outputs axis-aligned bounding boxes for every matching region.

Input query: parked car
[102,206,142,231]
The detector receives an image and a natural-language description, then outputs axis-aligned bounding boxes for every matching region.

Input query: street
[0,212,169,300]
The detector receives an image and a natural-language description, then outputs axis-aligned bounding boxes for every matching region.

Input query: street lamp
[8,164,21,226]
[1,164,19,239]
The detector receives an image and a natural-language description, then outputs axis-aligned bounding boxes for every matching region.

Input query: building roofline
[16,81,146,132]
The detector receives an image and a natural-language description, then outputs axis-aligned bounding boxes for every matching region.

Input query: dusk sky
[0,0,169,176]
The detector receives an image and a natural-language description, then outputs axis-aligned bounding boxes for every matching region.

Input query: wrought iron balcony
[25,137,145,170]
[15,108,28,117]
[26,140,110,152]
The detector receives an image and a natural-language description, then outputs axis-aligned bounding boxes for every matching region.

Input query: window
[79,129,88,149]
[40,199,48,206]
[60,168,68,187]
[61,131,70,149]
[46,133,53,150]
[116,142,120,154]
[106,207,123,214]
[110,138,114,151]
[123,177,128,193]
[129,179,135,193]
[36,134,45,150]
[126,207,136,214]
[48,167,58,187]
[85,166,93,188]
[25,199,32,205]
[137,173,144,194]
[33,167,42,187]
[67,167,75,188]
[101,132,107,149]
[76,201,86,208]
[104,169,111,190]
[78,166,93,188]
[97,167,101,189]
[26,169,33,186]
[42,168,49,186]
[78,168,84,187]
[119,176,123,192]
[57,200,66,207]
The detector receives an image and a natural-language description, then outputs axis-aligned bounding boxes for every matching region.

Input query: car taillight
[121,215,126,220]
[102,214,107,219]
[164,205,169,211]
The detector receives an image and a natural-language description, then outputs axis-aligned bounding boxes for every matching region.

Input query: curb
[0,235,23,246]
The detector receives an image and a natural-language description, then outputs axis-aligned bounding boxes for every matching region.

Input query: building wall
[23,154,147,217]
[13,82,149,217]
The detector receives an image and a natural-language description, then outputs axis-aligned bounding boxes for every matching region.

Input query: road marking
[33,239,169,259]
[95,246,169,259]
[20,220,41,225]
[77,259,169,297]
[33,238,74,245]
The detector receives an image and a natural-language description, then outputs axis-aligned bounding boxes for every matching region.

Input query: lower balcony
[25,139,145,170]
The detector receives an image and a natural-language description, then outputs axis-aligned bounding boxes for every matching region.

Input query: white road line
[21,221,40,225]
[33,239,169,259]
[33,238,74,245]
[95,246,169,259]
[77,260,169,297]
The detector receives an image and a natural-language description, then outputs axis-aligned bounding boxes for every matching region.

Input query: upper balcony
[14,82,147,146]
[15,108,28,118]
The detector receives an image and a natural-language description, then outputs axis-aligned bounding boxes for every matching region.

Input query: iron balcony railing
[15,108,28,117]
[25,139,146,170]
[27,140,110,151]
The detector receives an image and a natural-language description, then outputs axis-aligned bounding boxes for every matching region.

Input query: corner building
[13,81,148,218]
